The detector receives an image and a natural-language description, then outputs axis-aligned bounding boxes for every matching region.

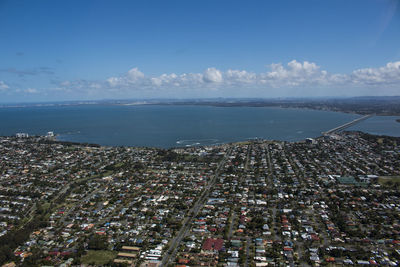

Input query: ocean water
[348,116,400,137]
[0,105,397,148]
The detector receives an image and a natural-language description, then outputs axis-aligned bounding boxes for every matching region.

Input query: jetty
[323,114,373,135]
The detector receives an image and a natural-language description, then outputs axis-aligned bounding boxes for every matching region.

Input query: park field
[81,250,117,265]
[378,176,400,186]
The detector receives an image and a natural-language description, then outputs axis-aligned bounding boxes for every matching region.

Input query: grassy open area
[233,141,251,145]
[378,176,400,185]
[81,250,117,265]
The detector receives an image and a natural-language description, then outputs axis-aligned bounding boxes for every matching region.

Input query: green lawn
[379,176,400,185]
[81,250,117,265]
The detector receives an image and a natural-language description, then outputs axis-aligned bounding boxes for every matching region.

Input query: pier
[323,114,373,135]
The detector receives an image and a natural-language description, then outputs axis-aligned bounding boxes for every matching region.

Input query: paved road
[227,211,237,240]
[160,148,232,266]
[244,144,252,170]
[60,183,102,225]
[23,179,75,228]
[265,143,273,176]
[245,236,250,267]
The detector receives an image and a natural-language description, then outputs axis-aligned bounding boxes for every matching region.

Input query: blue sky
[0,0,399,102]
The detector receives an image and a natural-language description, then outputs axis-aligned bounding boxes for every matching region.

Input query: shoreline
[5,129,396,151]
[2,105,398,149]
[1,97,400,116]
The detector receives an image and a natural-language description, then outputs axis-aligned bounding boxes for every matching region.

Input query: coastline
[2,104,398,148]
[1,96,400,116]
[10,129,400,151]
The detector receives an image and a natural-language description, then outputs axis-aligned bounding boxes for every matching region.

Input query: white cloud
[151,73,178,87]
[100,62,332,91]
[225,70,256,84]
[127,67,145,81]
[106,77,121,87]
[350,61,400,86]
[43,60,400,98]
[203,67,223,83]
[24,88,38,94]
[106,67,146,88]
[60,81,71,87]
[261,60,330,87]
[0,81,9,90]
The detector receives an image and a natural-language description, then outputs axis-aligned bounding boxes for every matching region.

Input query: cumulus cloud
[106,77,121,87]
[203,67,223,83]
[0,81,9,90]
[24,88,39,94]
[351,61,400,85]
[42,60,400,98]
[225,70,256,84]
[107,67,145,87]
[261,60,330,87]
[99,61,400,93]
[127,67,145,81]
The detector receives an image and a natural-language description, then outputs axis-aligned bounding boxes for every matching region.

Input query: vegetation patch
[81,250,117,265]
[378,176,400,185]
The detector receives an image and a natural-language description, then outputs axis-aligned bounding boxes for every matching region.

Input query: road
[227,211,237,239]
[160,148,232,266]
[22,178,75,228]
[244,144,252,170]
[245,237,250,267]
[60,182,102,225]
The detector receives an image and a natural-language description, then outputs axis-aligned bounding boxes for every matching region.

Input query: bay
[347,115,400,137]
[0,105,397,148]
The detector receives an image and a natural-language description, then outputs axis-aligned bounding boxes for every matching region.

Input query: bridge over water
[322,114,373,135]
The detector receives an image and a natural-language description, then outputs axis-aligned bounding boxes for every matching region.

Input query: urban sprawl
[0,132,399,267]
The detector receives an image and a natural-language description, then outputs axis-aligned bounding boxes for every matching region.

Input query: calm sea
[0,105,398,148]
